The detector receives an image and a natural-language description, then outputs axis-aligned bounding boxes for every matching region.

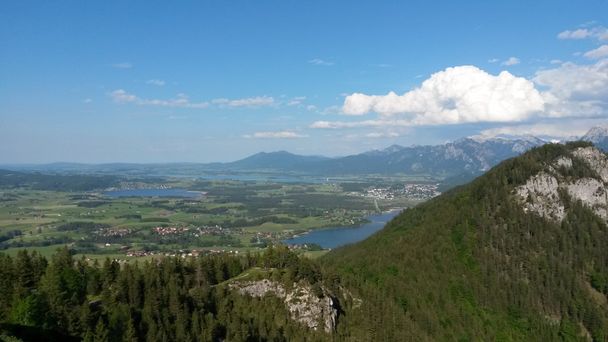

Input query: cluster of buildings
[364,187,398,200]
[125,249,202,258]
[362,183,441,200]
[285,243,321,251]
[125,248,241,258]
[402,183,441,200]
[254,231,278,240]
[152,224,239,237]
[153,226,190,236]
[195,225,236,236]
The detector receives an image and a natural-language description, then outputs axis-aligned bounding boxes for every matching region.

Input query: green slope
[323,142,608,341]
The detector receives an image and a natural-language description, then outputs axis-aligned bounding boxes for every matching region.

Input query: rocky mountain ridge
[4,126,607,180]
[221,126,607,177]
[229,278,338,333]
[516,146,608,223]
[582,126,608,152]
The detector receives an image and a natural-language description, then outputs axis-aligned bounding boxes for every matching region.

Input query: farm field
[0,176,437,261]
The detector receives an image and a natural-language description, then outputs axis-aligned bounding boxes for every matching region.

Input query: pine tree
[93,318,109,342]
[123,317,138,342]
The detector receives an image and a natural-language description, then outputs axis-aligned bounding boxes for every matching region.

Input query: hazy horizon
[0,128,598,166]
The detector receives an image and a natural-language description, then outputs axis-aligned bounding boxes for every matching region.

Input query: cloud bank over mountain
[342,66,545,124]
[326,55,608,135]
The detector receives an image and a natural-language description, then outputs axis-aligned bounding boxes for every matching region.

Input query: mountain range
[582,126,608,152]
[219,126,608,179]
[2,126,607,180]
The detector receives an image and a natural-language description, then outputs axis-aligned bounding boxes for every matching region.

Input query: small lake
[283,209,402,249]
[103,188,204,198]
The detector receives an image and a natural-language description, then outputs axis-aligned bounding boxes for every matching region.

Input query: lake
[103,188,204,198]
[283,209,402,249]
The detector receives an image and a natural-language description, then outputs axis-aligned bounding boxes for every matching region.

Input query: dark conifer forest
[0,246,332,341]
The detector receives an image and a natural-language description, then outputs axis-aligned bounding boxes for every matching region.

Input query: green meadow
[0,178,426,261]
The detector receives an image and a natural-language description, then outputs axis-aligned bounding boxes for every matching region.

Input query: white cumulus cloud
[308,58,334,66]
[111,89,138,103]
[533,59,608,117]
[287,96,306,106]
[558,28,592,39]
[244,131,307,139]
[212,96,274,107]
[342,65,545,125]
[584,45,608,59]
[110,89,209,109]
[502,57,520,66]
[310,119,410,129]
[110,90,277,109]
[314,59,608,133]
[474,119,608,140]
[557,26,608,41]
[365,131,400,138]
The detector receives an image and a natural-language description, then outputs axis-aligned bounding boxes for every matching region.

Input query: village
[153,224,239,237]
[362,183,441,200]
[124,247,242,259]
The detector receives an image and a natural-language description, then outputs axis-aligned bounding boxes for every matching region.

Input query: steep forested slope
[323,142,608,341]
[0,247,335,341]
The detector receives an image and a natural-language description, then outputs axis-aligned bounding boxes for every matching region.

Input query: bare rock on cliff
[230,279,338,333]
[516,146,608,223]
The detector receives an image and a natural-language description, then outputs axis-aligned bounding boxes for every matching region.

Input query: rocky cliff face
[229,279,338,333]
[516,146,608,223]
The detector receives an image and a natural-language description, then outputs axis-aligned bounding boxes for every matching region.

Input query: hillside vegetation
[0,170,119,191]
[0,246,333,341]
[323,142,608,341]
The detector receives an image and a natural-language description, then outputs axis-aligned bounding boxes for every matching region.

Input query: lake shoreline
[283,208,403,249]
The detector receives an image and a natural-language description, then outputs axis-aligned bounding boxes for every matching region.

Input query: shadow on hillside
[0,323,79,342]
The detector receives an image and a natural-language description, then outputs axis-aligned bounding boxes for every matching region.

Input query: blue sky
[1,1,607,163]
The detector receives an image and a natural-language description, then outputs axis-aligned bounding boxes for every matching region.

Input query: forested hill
[0,246,335,341]
[322,142,608,341]
[0,169,119,191]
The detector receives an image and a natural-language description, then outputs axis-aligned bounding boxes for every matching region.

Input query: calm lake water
[103,188,204,198]
[283,209,402,249]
